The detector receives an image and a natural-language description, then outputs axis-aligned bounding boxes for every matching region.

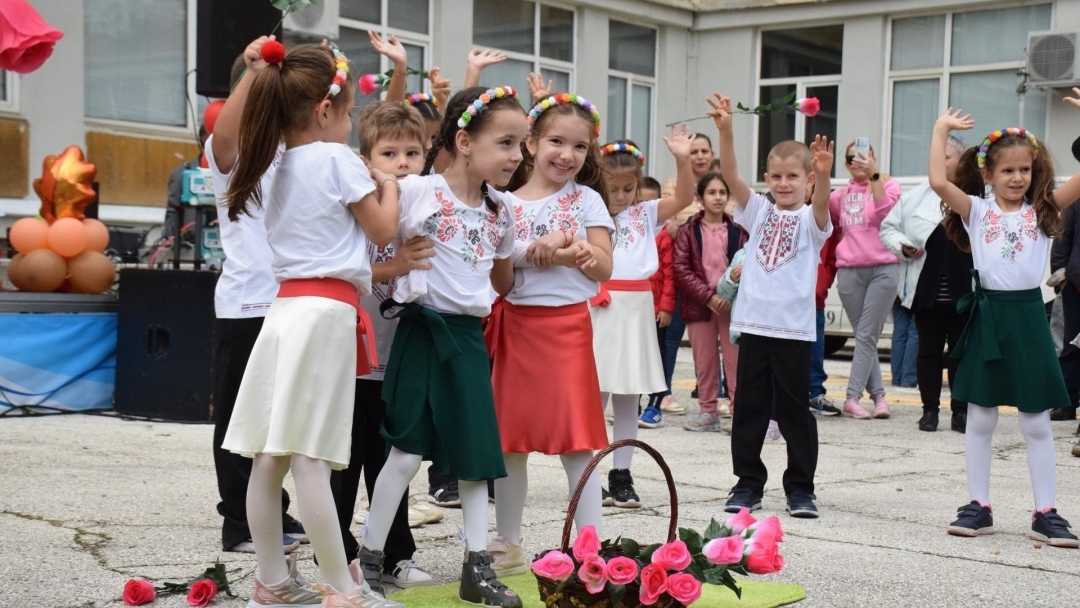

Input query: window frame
[883,5,1054,182]
[606,18,658,172]
[0,70,17,113]
[471,0,578,95]
[339,0,433,94]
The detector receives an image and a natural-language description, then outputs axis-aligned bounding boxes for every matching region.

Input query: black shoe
[691,386,699,399]
[947,501,994,537]
[282,518,308,544]
[918,409,939,432]
[356,546,388,596]
[601,487,614,507]
[951,410,967,433]
[1050,407,1077,421]
[459,551,523,607]
[429,479,461,507]
[608,469,641,508]
[786,493,819,518]
[724,487,763,513]
[1030,509,1080,548]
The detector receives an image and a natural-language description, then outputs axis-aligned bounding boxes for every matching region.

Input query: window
[756,26,842,178]
[607,20,655,170]
[887,5,1052,177]
[84,0,188,126]
[472,0,575,104]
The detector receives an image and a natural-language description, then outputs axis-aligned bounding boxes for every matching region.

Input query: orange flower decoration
[33,145,97,224]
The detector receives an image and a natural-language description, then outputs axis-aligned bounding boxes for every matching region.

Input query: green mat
[391,571,805,607]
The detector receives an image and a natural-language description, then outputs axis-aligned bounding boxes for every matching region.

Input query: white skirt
[222,296,357,470]
[590,290,666,395]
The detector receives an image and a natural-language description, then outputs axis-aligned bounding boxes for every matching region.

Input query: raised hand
[935,108,975,132]
[706,93,733,133]
[429,67,451,106]
[527,72,553,104]
[809,134,835,176]
[662,123,696,161]
[368,31,407,68]
[1065,87,1080,110]
[467,48,508,71]
[244,35,275,72]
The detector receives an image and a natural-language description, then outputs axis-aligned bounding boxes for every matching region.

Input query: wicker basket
[534,439,682,608]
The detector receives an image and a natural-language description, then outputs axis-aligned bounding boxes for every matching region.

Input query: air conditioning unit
[1027,30,1079,86]
[283,0,339,40]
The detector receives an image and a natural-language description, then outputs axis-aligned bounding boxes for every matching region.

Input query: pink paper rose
[531,550,574,582]
[186,578,218,607]
[638,563,669,606]
[795,97,821,117]
[745,516,785,575]
[702,535,744,565]
[0,0,64,74]
[725,507,758,535]
[651,539,692,571]
[359,73,381,95]
[577,554,608,594]
[572,524,601,562]
[750,514,785,544]
[606,556,639,586]
[122,579,156,606]
[666,573,703,606]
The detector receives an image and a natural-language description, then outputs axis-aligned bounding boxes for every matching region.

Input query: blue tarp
[0,313,116,412]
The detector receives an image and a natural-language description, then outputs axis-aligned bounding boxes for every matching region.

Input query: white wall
[836,15,887,164]
[687,28,756,181]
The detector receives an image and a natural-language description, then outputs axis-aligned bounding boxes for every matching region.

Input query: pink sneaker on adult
[872,395,890,419]
[842,397,871,419]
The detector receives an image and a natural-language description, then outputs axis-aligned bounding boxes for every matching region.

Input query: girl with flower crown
[930,93,1080,548]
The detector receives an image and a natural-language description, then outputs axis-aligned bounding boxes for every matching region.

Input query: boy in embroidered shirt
[708,93,834,518]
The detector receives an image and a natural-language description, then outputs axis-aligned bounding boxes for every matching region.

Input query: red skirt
[488,300,608,455]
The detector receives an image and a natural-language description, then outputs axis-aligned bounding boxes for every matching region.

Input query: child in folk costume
[360,86,526,608]
[220,44,401,606]
[931,102,1080,547]
[593,132,698,507]
[483,93,614,576]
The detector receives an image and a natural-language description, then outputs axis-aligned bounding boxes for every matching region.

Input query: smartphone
[854,137,871,162]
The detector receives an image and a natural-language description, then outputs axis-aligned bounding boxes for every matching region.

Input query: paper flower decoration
[0,0,64,74]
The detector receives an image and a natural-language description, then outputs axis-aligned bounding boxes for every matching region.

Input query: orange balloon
[83,218,109,252]
[47,217,88,258]
[66,251,116,294]
[9,217,49,254]
[18,249,67,292]
[6,253,26,290]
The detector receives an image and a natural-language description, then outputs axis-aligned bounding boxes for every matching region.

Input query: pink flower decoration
[121,579,156,606]
[359,73,381,96]
[702,535,744,565]
[531,550,574,582]
[572,524,601,562]
[750,514,785,544]
[606,556,639,586]
[745,515,785,575]
[651,539,692,571]
[577,554,608,594]
[638,563,669,606]
[725,507,758,535]
[0,0,63,74]
[666,573,703,606]
[795,97,821,117]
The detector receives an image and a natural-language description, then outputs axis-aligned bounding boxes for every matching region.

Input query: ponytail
[423,130,446,176]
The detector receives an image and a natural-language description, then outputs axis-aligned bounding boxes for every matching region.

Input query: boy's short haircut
[640,176,662,192]
[355,100,428,157]
[766,140,812,174]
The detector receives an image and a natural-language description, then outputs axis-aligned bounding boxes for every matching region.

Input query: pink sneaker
[248,555,323,607]
[842,397,871,419]
[872,396,890,419]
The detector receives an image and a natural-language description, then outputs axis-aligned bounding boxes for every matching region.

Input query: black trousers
[731,334,818,496]
[913,301,968,413]
[211,317,295,551]
[330,379,416,564]
[1059,286,1080,407]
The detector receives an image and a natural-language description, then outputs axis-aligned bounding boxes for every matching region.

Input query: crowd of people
[198,31,1080,608]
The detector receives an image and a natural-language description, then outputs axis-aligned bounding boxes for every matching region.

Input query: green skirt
[951,271,1069,413]
[379,302,506,481]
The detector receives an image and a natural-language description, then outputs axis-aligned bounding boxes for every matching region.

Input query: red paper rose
[666,573,703,606]
[0,0,64,74]
[745,516,785,575]
[187,578,218,607]
[651,539,692,571]
[572,524,601,562]
[122,578,156,606]
[795,97,821,117]
[359,73,381,96]
[638,563,669,606]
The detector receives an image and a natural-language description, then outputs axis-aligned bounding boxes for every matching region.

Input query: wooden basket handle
[560,439,679,553]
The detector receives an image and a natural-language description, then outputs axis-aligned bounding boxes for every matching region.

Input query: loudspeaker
[196,0,280,98]
[115,269,218,421]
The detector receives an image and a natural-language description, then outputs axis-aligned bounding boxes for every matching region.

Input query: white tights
[603,392,639,470]
[965,406,1057,510]
[248,454,353,592]
[495,451,601,546]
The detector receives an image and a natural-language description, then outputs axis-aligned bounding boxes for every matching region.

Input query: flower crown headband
[977,127,1039,169]
[405,93,438,108]
[600,142,645,167]
[527,93,601,139]
[257,40,349,102]
[457,86,517,129]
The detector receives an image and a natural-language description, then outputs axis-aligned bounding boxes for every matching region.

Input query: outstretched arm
[429,66,451,108]
[929,108,976,221]
[1053,88,1080,209]
[656,124,697,223]
[527,72,553,105]
[211,35,274,174]
[369,31,408,102]
[463,48,507,89]
[707,93,752,207]
[809,134,835,231]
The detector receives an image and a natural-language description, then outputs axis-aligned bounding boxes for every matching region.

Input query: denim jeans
[890,299,919,387]
[662,293,687,398]
[810,308,827,398]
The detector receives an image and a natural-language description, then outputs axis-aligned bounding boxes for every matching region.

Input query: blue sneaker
[638,406,662,428]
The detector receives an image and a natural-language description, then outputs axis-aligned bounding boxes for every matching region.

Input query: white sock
[610,393,640,470]
[494,453,529,545]
[561,450,602,536]
[965,405,997,505]
[459,479,490,553]
[1017,411,1057,511]
[247,454,291,586]
[364,447,421,551]
[291,454,352,592]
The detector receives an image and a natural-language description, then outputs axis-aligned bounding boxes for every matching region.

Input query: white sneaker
[408,493,445,524]
[717,398,732,418]
[381,559,435,588]
[660,396,686,414]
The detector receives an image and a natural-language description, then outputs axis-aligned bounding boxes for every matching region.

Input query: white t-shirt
[611,199,664,280]
[400,174,515,316]
[264,142,377,294]
[357,239,399,381]
[499,182,615,306]
[962,195,1048,291]
[731,192,832,341]
[204,135,280,319]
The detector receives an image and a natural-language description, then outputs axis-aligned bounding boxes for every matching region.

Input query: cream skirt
[590,290,666,395]
[222,296,357,470]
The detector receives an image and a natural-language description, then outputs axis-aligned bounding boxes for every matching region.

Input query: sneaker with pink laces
[872,395,890,419]
[842,397,871,419]
[247,555,323,608]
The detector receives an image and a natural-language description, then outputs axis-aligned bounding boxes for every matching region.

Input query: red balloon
[202,100,226,134]
[9,217,48,254]
[46,217,88,258]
